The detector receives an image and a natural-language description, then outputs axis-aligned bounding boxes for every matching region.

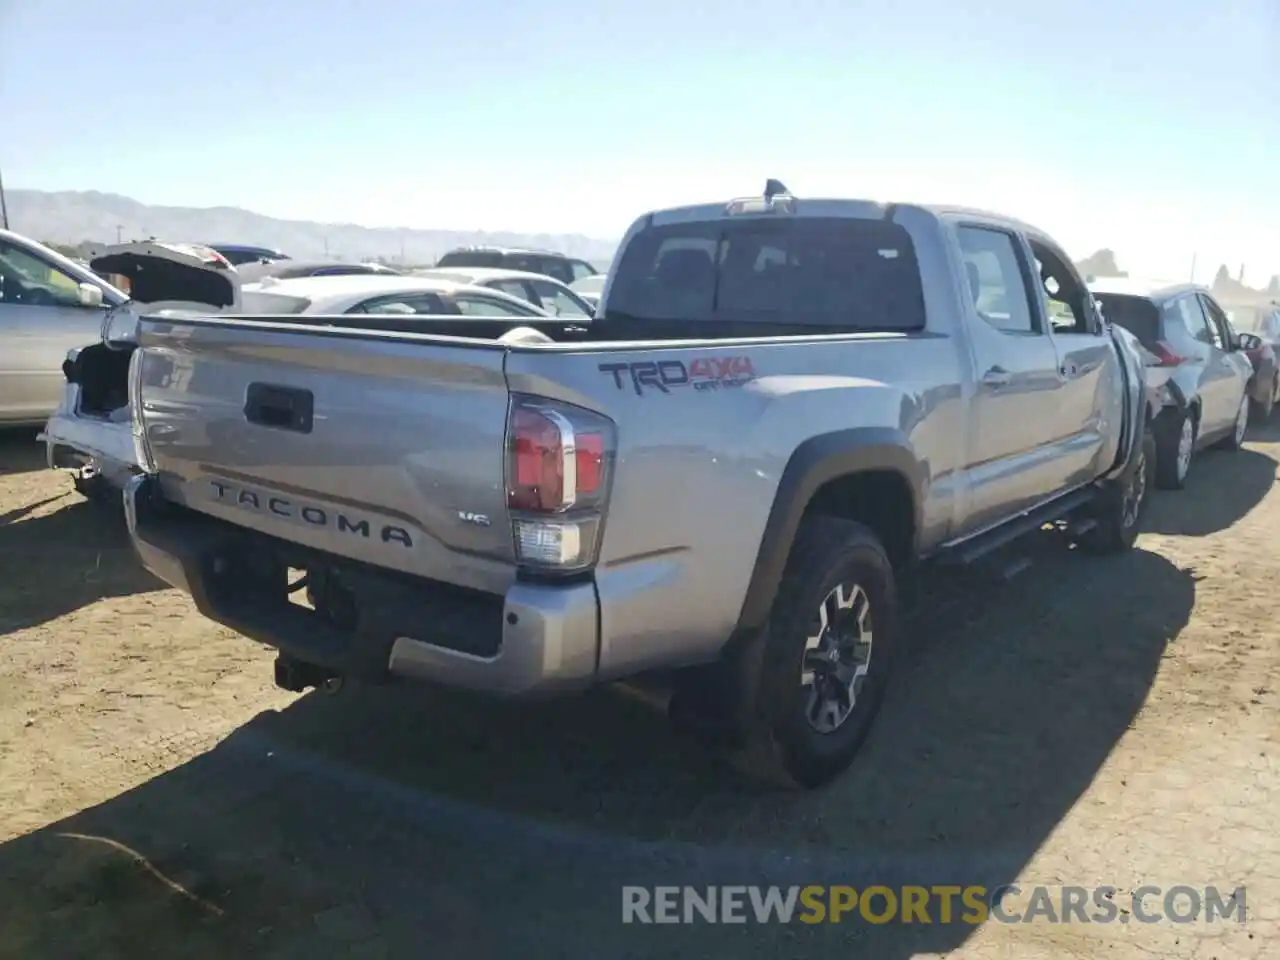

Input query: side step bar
[935,487,1096,567]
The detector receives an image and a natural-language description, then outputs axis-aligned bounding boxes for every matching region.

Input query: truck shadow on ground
[0,534,1194,959]
[0,496,164,636]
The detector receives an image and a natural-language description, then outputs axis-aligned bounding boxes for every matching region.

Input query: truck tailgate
[135,318,516,595]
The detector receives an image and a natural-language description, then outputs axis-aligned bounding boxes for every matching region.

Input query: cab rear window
[604,216,927,335]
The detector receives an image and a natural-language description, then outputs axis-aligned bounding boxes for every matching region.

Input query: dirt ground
[0,425,1276,960]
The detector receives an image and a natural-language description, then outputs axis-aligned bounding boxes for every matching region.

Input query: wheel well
[803,470,916,572]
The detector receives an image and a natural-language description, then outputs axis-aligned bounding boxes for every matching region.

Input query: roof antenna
[764,179,789,200]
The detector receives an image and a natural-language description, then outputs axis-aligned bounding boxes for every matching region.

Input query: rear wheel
[735,518,896,789]
[1154,408,1195,490]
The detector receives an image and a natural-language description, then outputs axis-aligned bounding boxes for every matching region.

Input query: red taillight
[510,407,562,510]
[506,395,615,573]
[1150,341,1187,367]
[575,432,604,495]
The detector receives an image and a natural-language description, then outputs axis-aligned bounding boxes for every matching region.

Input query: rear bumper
[123,474,600,696]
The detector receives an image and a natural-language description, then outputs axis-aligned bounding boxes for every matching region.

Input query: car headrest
[655,247,714,288]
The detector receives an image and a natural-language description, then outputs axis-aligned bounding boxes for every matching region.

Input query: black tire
[1080,424,1155,555]
[73,469,114,504]
[739,517,897,789]
[1153,407,1195,490]
[1214,395,1249,452]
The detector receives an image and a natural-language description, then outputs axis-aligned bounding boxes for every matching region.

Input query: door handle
[982,366,1012,387]
[244,383,314,434]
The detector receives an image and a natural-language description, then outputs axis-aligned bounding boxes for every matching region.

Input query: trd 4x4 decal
[599,357,757,395]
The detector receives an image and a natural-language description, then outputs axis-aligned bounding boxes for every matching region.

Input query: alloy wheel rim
[1235,399,1249,445]
[800,582,874,734]
[1177,418,1193,480]
[1122,447,1147,529]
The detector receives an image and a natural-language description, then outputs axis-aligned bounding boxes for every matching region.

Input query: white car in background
[0,228,128,426]
[41,267,554,500]
[413,266,595,319]
[240,273,557,319]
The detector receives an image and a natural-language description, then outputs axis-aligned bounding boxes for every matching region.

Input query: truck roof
[637,195,1058,247]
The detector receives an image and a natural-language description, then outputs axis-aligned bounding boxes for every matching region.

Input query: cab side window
[1029,240,1094,334]
[956,226,1039,334]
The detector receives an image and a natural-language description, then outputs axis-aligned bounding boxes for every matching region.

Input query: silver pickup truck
[123,182,1154,788]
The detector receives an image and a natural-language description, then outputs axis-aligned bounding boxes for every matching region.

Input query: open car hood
[89,241,242,344]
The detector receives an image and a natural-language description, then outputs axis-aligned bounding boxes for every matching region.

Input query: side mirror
[1237,332,1261,352]
[77,282,104,308]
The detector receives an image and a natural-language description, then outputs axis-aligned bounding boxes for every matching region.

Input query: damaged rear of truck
[124,185,1151,787]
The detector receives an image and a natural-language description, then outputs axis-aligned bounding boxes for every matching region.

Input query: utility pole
[116,224,123,243]
[1189,253,1197,283]
[0,165,9,229]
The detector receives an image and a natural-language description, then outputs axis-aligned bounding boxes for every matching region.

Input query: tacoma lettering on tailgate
[598,357,757,396]
[208,480,413,548]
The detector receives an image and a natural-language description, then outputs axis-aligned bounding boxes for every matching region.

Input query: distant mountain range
[5,188,1276,305]
[4,189,621,269]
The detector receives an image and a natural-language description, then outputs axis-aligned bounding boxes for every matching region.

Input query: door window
[489,279,536,304]
[527,279,591,318]
[569,260,597,282]
[1176,295,1217,347]
[1198,295,1233,350]
[0,241,85,308]
[507,256,572,285]
[1264,312,1280,340]
[350,293,449,314]
[452,294,538,317]
[436,250,502,268]
[956,226,1038,334]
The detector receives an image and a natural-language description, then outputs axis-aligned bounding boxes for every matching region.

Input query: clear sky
[2,0,1277,281]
